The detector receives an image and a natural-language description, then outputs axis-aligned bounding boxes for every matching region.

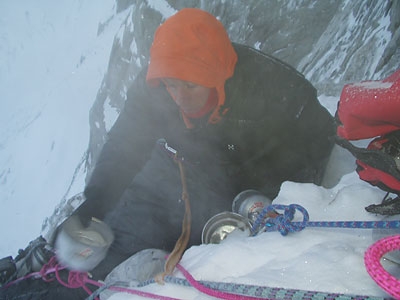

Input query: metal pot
[202,212,251,244]
[55,215,114,271]
[232,189,272,224]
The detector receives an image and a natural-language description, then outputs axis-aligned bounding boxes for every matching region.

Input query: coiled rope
[364,235,400,299]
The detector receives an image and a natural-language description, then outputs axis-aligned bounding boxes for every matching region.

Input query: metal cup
[55,215,114,271]
[201,212,251,244]
[232,189,272,224]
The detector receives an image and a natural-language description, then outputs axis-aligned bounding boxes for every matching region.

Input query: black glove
[70,187,103,227]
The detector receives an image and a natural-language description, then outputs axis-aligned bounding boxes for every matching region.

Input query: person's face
[162,78,211,115]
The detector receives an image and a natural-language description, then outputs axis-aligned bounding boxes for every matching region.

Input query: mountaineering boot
[0,256,16,287]
[14,236,54,278]
[15,236,53,277]
[0,236,53,287]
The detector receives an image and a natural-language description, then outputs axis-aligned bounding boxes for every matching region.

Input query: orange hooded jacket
[146,8,238,127]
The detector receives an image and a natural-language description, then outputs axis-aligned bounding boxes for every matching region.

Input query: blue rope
[135,275,390,299]
[251,204,400,236]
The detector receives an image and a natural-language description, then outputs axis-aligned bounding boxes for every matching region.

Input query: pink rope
[364,234,400,299]
[43,257,180,300]
[176,263,270,300]
[1,256,61,288]
[53,267,182,300]
[39,256,62,282]
[1,255,182,300]
[53,265,101,296]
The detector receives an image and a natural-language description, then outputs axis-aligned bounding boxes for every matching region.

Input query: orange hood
[146,8,237,124]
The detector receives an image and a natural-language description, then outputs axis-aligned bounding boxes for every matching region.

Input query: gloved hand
[70,186,105,228]
[76,212,92,228]
[70,201,96,228]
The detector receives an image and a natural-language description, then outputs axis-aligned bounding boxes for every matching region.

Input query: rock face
[86,0,400,181]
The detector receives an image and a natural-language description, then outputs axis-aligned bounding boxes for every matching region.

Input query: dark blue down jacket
[78,43,335,222]
[75,43,335,259]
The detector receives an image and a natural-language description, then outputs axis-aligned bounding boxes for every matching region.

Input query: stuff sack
[335,69,400,214]
[337,69,400,140]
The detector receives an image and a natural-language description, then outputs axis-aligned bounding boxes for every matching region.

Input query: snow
[0,0,130,257]
[351,81,394,90]
[1,1,399,299]
[147,0,176,19]
[102,165,398,300]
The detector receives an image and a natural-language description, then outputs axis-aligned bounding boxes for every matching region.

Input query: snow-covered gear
[146,8,237,125]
